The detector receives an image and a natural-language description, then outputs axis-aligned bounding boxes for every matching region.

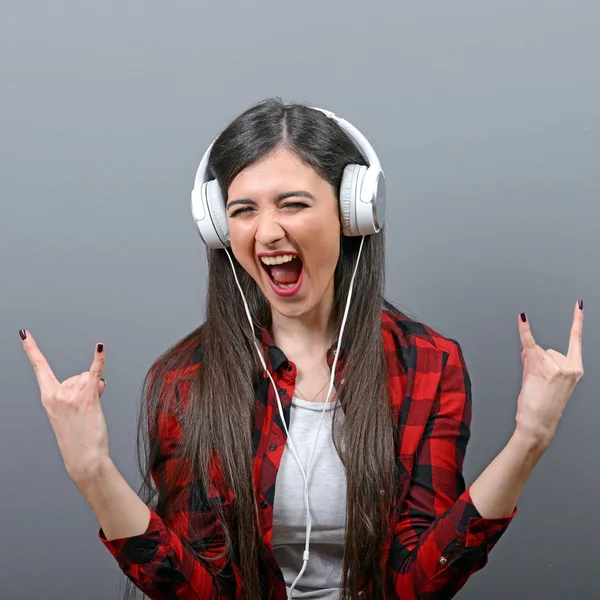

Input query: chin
[259,286,317,319]
[271,301,315,319]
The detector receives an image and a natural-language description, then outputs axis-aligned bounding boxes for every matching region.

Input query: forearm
[469,428,547,519]
[74,458,151,541]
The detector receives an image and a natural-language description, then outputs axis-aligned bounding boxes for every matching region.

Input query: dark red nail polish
[520,313,527,322]
[97,343,104,353]
[579,300,583,310]
[19,329,27,340]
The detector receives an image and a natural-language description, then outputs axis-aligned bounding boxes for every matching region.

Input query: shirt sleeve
[98,374,225,600]
[388,339,516,600]
[98,506,217,599]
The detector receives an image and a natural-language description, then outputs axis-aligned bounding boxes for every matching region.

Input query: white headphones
[190,106,386,248]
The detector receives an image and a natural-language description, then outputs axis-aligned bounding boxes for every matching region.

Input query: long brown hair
[124,98,412,600]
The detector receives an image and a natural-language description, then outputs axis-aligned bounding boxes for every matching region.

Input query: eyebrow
[226,190,315,209]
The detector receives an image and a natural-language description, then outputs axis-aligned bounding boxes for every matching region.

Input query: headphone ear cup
[339,164,366,236]
[205,179,230,247]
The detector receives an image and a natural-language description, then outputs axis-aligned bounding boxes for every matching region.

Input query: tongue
[270,260,302,284]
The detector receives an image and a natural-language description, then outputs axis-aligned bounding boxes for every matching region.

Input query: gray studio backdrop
[2,1,598,599]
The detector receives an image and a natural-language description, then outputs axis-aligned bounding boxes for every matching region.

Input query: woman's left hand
[515,301,585,448]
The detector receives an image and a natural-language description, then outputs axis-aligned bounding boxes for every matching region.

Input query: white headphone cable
[225,236,365,599]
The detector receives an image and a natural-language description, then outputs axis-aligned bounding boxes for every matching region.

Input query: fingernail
[578,300,583,310]
[520,313,527,322]
[19,329,27,341]
[97,343,104,353]
[100,377,107,385]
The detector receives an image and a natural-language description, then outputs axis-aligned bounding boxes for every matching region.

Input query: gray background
[1,1,598,598]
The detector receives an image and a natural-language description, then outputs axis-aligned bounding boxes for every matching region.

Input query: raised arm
[388,302,584,599]
[20,329,219,600]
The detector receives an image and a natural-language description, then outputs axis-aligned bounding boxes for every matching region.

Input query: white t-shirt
[271,395,347,599]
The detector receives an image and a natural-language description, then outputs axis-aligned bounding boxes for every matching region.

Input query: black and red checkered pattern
[99,310,514,599]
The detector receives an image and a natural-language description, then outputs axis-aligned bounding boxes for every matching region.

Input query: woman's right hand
[20,329,111,485]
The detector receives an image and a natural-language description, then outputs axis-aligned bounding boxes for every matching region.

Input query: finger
[76,372,107,396]
[518,312,536,350]
[567,300,584,363]
[19,329,60,391]
[63,374,84,390]
[87,342,106,389]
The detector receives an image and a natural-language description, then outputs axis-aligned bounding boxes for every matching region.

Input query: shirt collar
[258,327,343,372]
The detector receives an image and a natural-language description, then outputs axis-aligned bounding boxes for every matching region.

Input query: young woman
[21,98,585,600]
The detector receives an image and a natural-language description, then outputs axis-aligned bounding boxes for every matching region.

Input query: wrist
[69,455,116,489]
[512,425,552,458]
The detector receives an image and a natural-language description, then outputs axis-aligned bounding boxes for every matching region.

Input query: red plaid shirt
[100,310,515,599]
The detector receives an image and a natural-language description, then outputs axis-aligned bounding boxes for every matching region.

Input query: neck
[270,286,336,358]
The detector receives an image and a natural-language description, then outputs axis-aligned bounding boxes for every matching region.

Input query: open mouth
[259,254,304,295]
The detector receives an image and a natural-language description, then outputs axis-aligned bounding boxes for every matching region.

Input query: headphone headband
[191,105,386,248]
[307,107,382,172]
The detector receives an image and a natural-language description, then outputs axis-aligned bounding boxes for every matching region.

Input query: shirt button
[278,388,286,396]
[269,444,277,451]
[260,501,268,509]
[439,556,448,565]
[284,363,292,372]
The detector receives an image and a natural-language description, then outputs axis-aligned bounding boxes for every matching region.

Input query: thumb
[88,342,106,389]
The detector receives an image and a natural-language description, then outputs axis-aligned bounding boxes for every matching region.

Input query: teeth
[260,254,298,266]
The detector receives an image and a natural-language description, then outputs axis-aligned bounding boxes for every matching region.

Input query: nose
[255,211,286,246]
